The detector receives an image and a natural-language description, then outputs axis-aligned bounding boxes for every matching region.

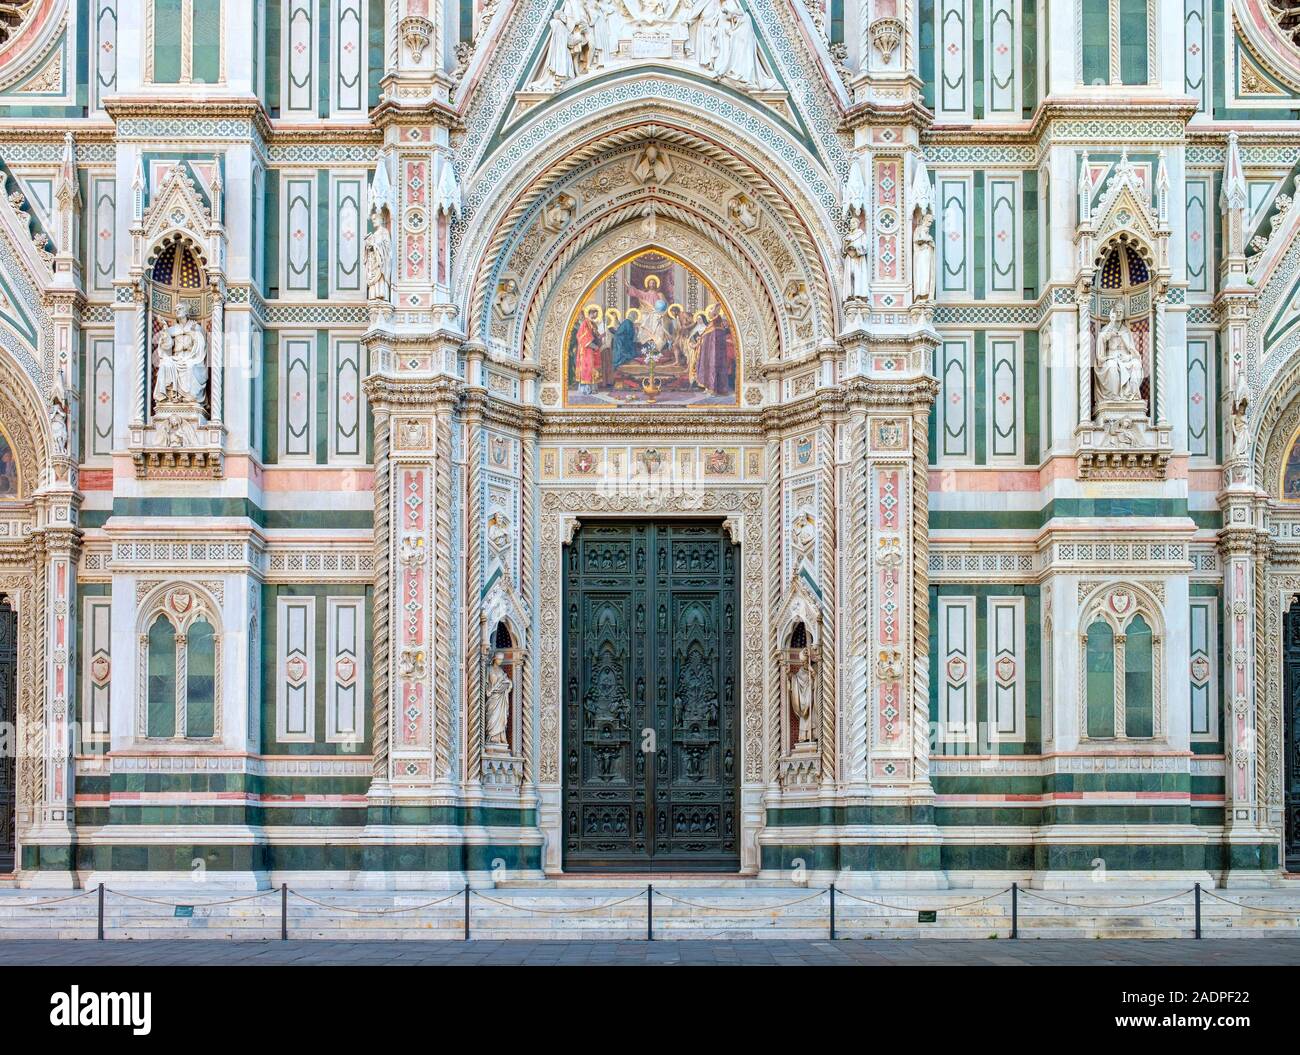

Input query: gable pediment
[456,0,846,179]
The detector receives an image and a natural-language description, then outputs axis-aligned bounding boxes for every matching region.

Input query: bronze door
[0,602,15,873]
[1285,598,1300,872]
[563,520,739,871]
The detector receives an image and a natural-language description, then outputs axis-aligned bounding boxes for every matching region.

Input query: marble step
[0,887,1294,940]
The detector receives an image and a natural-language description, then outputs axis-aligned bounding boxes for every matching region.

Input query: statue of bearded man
[153,302,208,407]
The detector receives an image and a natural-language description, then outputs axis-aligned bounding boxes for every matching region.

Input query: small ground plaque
[918,910,937,923]
[174,905,194,918]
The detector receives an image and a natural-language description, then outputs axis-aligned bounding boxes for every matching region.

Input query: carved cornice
[759,388,845,431]
[841,375,939,412]
[370,96,461,129]
[538,408,766,439]
[104,97,275,142]
[482,399,543,434]
[364,374,464,412]
[921,98,1199,146]
[0,123,116,144]
[840,91,934,133]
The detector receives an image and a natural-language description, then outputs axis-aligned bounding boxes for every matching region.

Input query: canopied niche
[1073,150,1173,478]
[127,159,227,478]
[148,237,211,419]
[1093,241,1153,414]
[775,578,821,787]
[483,619,525,787]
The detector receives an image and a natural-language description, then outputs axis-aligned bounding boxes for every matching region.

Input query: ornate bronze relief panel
[563,520,739,871]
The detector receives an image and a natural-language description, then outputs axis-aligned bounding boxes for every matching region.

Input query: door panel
[564,521,739,872]
[1286,600,1300,872]
[0,604,15,873]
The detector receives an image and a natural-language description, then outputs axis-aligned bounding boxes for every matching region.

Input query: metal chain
[1200,889,1300,916]
[289,890,464,915]
[106,888,279,909]
[469,890,648,915]
[652,888,829,913]
[833,887,1011,913]
[1017,887,1194,911]
[0,888,96,908]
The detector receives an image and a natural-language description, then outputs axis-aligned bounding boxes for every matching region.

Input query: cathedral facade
[0,0,1296,889]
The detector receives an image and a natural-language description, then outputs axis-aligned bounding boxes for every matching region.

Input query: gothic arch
[0,337,57,868]
[458,105,841,348]
[1252,346,1300,493]
[133,580,225,741]
[0,345,52,497]
[1076,580,1167,742]
[451,0,849,182]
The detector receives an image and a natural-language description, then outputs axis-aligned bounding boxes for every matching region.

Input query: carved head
[175,303,191,322]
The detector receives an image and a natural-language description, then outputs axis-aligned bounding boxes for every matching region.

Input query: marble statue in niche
[485,651,514,748]
[153,303,208,409]
[49,376,68,458]
[364,204,393,302]
[789,648,813,744]
[1229,369,1251,462]
[1094,304,1144,404]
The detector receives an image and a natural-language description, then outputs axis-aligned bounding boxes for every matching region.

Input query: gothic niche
[130,233,225,478]
[1092,243,1151,417]
[483,620,525,787]
[780,621,819,786]
[1073,151,1173,480]
[150,239,211,419]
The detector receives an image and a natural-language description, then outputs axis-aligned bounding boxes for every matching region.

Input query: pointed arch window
[139,586,222,741]
[1080,587,1163,742]
[1080,0,1154,86]
[149,0,225,85]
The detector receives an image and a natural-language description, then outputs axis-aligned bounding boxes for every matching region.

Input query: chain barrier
[288,889,464,915]
[832,887,1011,914]
[2,881,1297,939]
[1016,887,1196,911]
[1200,888,1300,917]
[107,888,280,909]
[469,889,648,915]
[651,888,830,914]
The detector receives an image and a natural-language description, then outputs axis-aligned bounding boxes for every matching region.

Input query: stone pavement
[1,937,1299,965]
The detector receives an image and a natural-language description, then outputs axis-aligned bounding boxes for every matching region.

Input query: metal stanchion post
[1194,883,1201,940]
[464,883,471,941]
[97,883,104,941]
[829,884,836,940]
[647,884,653,941]
[1011,882,1018,939]
[281,883,288,940]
